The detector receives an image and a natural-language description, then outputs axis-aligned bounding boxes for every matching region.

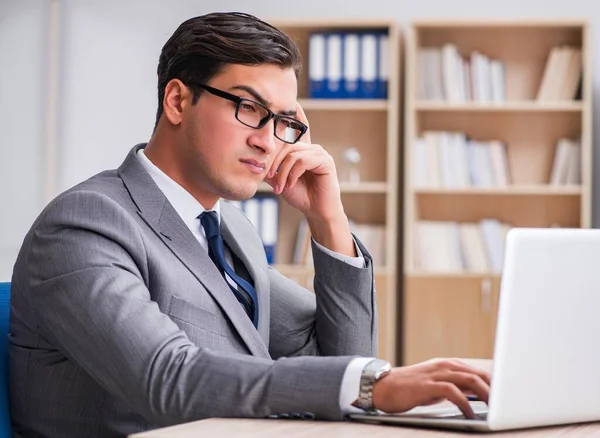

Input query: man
[8,12,490,438]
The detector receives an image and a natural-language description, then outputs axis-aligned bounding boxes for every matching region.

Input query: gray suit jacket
[8,144,377,438]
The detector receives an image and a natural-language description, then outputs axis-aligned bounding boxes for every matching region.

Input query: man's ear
[162,79,192,126]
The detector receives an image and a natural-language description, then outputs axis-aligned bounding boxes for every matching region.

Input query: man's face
[179,63,298,205]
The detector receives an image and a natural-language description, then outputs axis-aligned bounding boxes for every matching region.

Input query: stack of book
[417,44,505,102]
[549,138,582,186]
[413,131,510,188]
[537,45,582,101]
[414,219,512,273]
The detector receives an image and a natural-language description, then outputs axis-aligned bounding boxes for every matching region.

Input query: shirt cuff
[311,237,366,268]
[339,357,375,414]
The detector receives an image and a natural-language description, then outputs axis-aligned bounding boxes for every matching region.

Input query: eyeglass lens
[236,99,303,143]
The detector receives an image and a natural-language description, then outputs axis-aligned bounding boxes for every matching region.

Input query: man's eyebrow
[230,85,268,105]
[230,85,297,117]
[279,109,298,117]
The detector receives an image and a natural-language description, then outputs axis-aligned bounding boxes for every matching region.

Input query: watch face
[373,360,392,379]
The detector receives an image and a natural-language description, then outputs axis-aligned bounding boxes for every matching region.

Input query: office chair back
[0,283,10,437]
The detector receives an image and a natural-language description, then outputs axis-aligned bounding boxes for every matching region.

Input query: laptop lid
[487,228,600,430]
[350,227,600,432]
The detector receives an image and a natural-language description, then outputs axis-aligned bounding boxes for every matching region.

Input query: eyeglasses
[194,83,308,144]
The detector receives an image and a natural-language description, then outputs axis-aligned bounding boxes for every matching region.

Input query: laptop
[349,227,600,432]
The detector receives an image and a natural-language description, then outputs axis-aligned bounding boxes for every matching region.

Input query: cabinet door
[403,276,500,365]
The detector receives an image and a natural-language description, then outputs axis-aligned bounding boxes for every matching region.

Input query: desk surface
[130,359,600,437]
[131,417,600,437]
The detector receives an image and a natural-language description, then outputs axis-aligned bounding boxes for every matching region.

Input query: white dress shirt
[137,149,374,415]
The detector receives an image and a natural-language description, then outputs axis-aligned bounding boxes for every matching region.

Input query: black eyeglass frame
[192,83,308,144]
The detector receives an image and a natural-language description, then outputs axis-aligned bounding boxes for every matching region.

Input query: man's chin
[219,183,259,202]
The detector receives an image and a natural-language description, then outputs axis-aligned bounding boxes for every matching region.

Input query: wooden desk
[130,359,600,437]
[130,417,600,437]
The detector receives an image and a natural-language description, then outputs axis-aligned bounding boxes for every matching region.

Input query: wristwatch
[354,359,392,412]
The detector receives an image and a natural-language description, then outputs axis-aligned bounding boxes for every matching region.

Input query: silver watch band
[355,359,392,412]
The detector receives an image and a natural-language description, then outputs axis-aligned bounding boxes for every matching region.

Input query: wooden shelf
[403,20,592,365]
[269,18,395,29]
[341,182,389,193]
[414,186,582,196]
[298,99,389,111]
[258,182,389,194]
[267,19,401,365]
[412,19,588,29]
[415,101,583,112]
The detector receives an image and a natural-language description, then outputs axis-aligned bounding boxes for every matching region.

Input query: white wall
[0,0,49,281]
[1,0,599,278]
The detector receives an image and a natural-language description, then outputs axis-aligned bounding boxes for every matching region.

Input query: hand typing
[372,358,491,419]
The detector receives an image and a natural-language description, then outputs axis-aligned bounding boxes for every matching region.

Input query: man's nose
[248,119,278,154]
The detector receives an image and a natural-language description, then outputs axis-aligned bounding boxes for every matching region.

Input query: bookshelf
[262,19,401,364]
[403,20,592,365]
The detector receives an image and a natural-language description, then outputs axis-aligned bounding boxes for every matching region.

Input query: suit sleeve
[21,190,354,425]
[268,236,377,359]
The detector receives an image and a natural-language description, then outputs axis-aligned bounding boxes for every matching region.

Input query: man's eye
[240,103,256,112]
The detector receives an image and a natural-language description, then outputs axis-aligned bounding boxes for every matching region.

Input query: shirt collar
[137,147,220,223]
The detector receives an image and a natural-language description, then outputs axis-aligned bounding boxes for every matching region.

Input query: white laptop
[349,227,600,432]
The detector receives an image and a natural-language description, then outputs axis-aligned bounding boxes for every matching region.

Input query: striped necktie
[199,211,258,328]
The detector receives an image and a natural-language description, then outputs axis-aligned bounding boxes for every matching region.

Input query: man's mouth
[240,159,266,174]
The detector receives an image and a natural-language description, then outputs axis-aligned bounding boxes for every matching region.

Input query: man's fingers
[435,382,476,419]
[274,151,303,192]
[433,371,490,404]
[266,144,290,179]
[447,360,491,386]
[275,149,327,193]
[430,359,492,387]
[286,160,306,190]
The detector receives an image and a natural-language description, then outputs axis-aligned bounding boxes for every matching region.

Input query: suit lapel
[118,145,270,358]
[220,209,271,347]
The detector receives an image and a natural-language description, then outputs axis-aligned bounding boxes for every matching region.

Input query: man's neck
[144,136,219,211]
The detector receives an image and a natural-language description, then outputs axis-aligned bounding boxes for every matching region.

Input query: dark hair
[154,12,302,129]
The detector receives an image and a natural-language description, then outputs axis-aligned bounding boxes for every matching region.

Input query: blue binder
[359,32,378,98]
[343,33,360,98]
[325,32,343,98]
[308,32,326,98]
[377,32,389,99]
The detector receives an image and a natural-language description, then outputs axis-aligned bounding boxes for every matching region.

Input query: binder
[343,33,360,98]
[325,33,342,98]
[359,32,378,98]
[377,32,389,99]
[308,33,326,98]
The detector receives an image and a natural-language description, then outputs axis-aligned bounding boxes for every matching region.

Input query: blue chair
[0,283,10,437]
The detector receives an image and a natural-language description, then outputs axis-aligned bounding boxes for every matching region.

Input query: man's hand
[264,102,355,257]
[372,359,491,419]
[264,102,341,220]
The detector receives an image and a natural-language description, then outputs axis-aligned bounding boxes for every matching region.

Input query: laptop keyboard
[444,412,488,421]
[390,401,488,421]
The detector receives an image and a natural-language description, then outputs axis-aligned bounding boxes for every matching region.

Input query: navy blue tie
[200,211,259,328]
